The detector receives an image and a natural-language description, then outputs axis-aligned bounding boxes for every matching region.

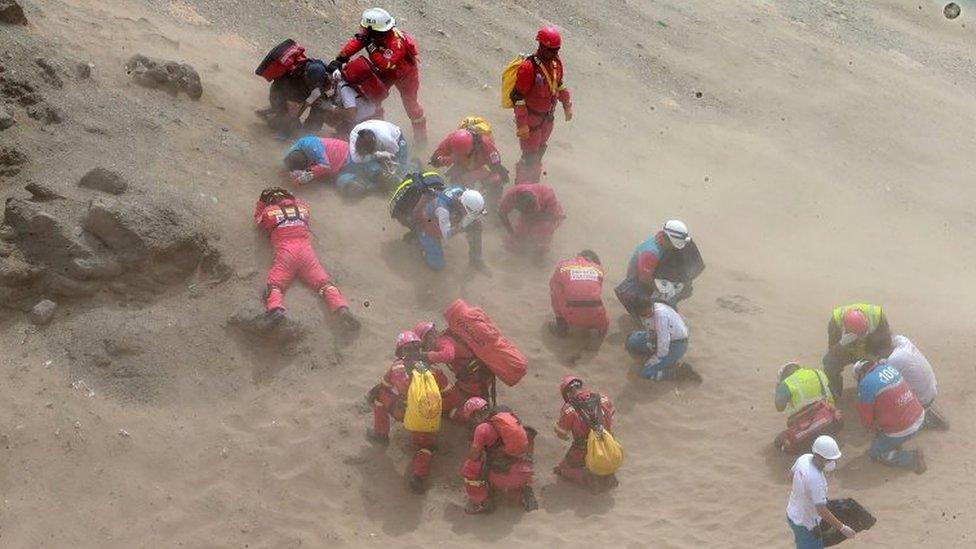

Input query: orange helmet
[460,397,489,421]
[842,309,869,336]
[536,26,561,49]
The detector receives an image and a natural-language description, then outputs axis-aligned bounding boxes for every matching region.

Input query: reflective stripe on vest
[784,368,833,415]
[832,303,883,333]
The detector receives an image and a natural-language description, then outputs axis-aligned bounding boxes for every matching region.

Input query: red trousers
[505,218,561,252]
[462,459,533,505]
[553,302,610,334]
[393,64,426,143]
[555,445,588,484]
[372,400,436,478]
[514,112,554,183]
[265,237,348,313]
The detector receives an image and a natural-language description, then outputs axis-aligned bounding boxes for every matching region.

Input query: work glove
[839,525,856,539]
[563,104,574,122]
[374,150,395,161]
[516,125,530,138]
[839,331,859,346]
[325,57,347,74]
[290,170,314,186]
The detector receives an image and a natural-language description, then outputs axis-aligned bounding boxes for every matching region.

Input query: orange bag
[444,299,527,386]
[489,412,529,456]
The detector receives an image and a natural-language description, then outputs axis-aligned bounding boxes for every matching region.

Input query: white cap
[812,435,842,460]
[663,219,691,249]
[459,189,486,228]
[361,8,395,32]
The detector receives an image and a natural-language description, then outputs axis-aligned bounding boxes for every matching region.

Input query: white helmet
[361,8,395,32]
[811,435,842,460]
[459,189,486,228]
[663,219,691,249]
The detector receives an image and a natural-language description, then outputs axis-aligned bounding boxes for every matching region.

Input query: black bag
[389,171,446,228]
[655,239,705,284]
[817,498,877,546]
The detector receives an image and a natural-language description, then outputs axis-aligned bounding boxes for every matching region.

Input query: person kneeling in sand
[553,376,618,492]
[336,120,410,197]
[282,135,350,187]
[625,301,702,382]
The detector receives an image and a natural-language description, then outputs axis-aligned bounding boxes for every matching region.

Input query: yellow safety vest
[783,368,834,416]
[831,303,883,333]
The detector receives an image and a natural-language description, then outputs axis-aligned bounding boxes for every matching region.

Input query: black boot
[520,486,539,511]
[258,307,286,332]
[408,474,426,494]
[338,307,361,332]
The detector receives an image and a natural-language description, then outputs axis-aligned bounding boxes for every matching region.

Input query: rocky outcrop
[0,0,27,26]
[79,167,128,195]
[124,54,203,100]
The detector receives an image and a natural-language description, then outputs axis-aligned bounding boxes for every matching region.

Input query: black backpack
[389,171,446,228]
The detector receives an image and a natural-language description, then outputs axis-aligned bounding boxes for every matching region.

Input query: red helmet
[395,331,421,353]
[842,309,869,336]
[446,129,474,158]
[559,375,583,401]
[412,321,436,340]
[460,397,489,421]
[536,26,561,49]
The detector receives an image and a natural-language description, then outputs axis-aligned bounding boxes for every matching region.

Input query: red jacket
[513,55,571,126]
[431,131,502,172]
[498,183,563,225]
[556,391,614,442]
[550,256,605,308]
[254,198,312,244]
[338,28,419,82]
[856,362,925,436]
[423,333,492,396]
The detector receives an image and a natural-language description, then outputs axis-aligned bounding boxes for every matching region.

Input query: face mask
[824,460,837,473]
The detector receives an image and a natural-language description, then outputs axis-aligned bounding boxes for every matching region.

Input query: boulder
[0,146,26,177]
[0,105,13,130]
[0,255,39,287]
[124,54,203,100]
[3,198,96,266]
[25,182,65,202]
[29,299,57,325]
[79,167,127,195]
[0,0,27,26]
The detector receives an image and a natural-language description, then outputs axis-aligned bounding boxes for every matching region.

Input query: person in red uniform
[410,321,494,419]
[498,182,565,254]
[282,135,350,186]
[253,188,360,331]
[553,376,618,492]
[429,127,509,198]
[330,8,427,144]
[511,26,573,183]
[365,331,449,493]
[458,397,538,514]
[549,250,609,343]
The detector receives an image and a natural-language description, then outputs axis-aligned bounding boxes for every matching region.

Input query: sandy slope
[1,0,975,547]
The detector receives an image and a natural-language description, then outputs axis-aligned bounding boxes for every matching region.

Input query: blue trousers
[787,518,824,549]
[336,139,410,191]
[868,431,918,469]
[625,331,689,380]
[413,221,483,271]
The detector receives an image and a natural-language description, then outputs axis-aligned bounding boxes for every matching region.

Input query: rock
[0,146,26,177]
[29,299,56,325]
[35,58,63,88]
[0,255,39,286]
[46,273,98,297]
[3,198,96,265]
[0,0,27,25]
[124,54,203,100]
[25,182,65,202]
[0,105,13,130]
[27,104,64,125]
[79,167,128,195]
[66,256,123,281]
[75,62,94,79]
[945,3,961,20]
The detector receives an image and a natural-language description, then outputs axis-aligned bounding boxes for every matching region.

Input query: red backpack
[256,39,308,81]
[340,56,390,101]
[488,412,529,457]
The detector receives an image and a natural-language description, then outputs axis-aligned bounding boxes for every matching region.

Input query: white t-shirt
[332,81,378,123]
[786,454,828,529]
[642,302,689,359]
[886,335,937,405]
[349,120,403,164]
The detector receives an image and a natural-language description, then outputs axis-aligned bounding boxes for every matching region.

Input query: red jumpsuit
[422,333,494,418]
[254,198,349,313]
[512,54,571,183]
[554,392,615,484]
[430,130,505,188]
[550,255,610,334]
[461,419,534,505]
[371,360,449,480]
[498,183,564,252]
[339,28,426,142]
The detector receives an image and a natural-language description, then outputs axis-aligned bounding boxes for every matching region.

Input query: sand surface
[1,0,975,547]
